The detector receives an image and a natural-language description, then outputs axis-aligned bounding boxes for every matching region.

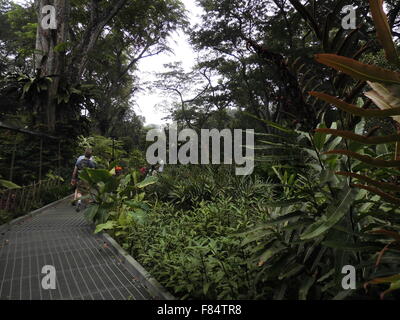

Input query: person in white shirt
[158,159,164,173]
[75,154,94,165]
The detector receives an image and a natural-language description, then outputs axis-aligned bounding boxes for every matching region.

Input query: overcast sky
[135,0,203,126]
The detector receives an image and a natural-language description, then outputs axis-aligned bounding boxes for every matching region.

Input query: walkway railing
[0,179,63,218]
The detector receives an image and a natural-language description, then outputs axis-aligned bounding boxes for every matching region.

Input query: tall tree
[35,0,70,131]
[31,0,186,132]
[187,0,398,131]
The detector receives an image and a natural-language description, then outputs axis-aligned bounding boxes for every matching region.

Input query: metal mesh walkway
[0,199,152,300]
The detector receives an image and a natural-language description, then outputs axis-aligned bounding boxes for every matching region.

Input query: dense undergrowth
[80,152,400,300]
[130,166,274,299]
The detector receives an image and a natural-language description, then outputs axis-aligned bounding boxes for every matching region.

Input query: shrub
[125,197,269,299]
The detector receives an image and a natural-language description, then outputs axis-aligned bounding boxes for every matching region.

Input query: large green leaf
[83,204,99,222]
[279,263,304,280]
[336,171,400,192]
[315,54,400,84]
[240,229,275,246]
[300,187,358,240]
[310,91,400,117]
[244,112,297,134]
[323,150,400,168]
[299,275,316,300]
[315,128,400,145]
[313,123,328,150]
[258,242,287,266]
[0,179,20,189]
[84,169,113,184]
[365,274,400,299]
[94,220,117,234]
[245,212,305,234]
[95,207,110,224]
[135,176,158,189]
[351,183,400,206]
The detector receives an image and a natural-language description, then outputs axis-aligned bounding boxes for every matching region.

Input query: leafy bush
[305,0,400,298]
[79,167,157,224]
[85,164,277,299]
[125,193,269,299]
[149,165,274,210]
[76,135,127,168]
[127,149,147,169]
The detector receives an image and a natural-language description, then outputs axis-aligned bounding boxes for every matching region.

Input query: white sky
[134,0,203,126]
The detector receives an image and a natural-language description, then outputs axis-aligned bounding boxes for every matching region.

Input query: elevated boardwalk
[0,198,152,300]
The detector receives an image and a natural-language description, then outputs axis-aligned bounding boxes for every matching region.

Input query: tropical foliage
[2,0,400,301]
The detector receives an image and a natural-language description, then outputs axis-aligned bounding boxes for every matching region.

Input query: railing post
[32,182,37,207]
[23,186,29,212]
[58,140,61,175]
[5,191,11,212]
[9,139,17,181]
[19,187,26,213]
[39,137,43,182]
[0,191,4,210]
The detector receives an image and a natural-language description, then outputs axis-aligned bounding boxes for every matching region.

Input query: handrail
[0,121,60,140]
[0,179,63,216]
[1,122,63,181]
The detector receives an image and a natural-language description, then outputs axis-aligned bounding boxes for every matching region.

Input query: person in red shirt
[139,166,148,176]
[115,166,123,176]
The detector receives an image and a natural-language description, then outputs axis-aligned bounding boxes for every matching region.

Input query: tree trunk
[396,122,400,161]
[35,0,70,132]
